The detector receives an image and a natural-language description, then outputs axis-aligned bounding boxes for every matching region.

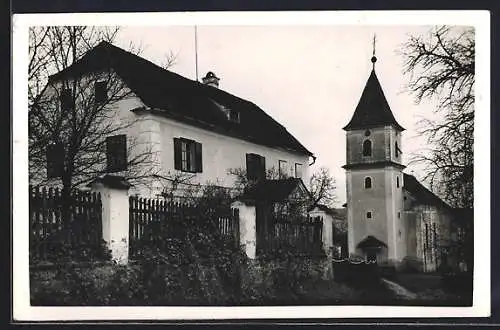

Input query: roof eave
[342,122,406,132]
[132,107,314,157]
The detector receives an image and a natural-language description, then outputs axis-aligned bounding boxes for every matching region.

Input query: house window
[95,81,107,104]
[366,211,372,219]
[228,109,240,123]
[106,135,127,172]
[294,163,303,178]
[279,160,288,178]
[46,143,65,178]
[364,177,372,189]
[174,138,202,173]
[362,139,372,157]
[60,88,73,111]
[246,153,266,181]
[395,141,400,157]
[396,176,400,188]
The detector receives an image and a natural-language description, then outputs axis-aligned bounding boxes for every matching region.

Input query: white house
[33,41,315,198]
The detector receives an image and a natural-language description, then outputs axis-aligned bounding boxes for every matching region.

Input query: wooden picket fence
[29,186,104,263]
[128,196,240,260]
[259,214,324,257]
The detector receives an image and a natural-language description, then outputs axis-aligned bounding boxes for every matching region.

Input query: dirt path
[381,278,417,300]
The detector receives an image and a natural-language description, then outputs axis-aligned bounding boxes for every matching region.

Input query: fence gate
[128,196,240,260]
[256,201,323,256]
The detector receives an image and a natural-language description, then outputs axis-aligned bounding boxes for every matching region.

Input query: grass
[30,261,473,307]
[389,272,473,306]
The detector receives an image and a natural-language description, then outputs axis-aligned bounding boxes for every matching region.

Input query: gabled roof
[403,173,453,211]
[239,178,311,202]
[343,69,405,131]
[311,204,347,218]
[48,41,313,157]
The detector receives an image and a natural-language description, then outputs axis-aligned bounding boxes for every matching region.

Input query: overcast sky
[114,25,437,206]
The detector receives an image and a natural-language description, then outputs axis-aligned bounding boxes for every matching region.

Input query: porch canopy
[356,235,387,250]
[238,178,311,203]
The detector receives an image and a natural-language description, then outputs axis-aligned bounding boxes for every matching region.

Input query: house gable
[48,41,313,158]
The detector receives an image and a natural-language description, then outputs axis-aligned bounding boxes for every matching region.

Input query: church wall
[387,168,406,261]
[386,126,403,164]
[348,169,389,261]
[346,128,388,164]
[404,200,453,272]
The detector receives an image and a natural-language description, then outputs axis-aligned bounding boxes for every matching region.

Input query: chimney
[202,71,220,88]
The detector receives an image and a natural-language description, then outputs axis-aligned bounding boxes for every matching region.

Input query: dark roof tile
[49,41,313,156]
[343,70,404,131]
[239,178,310,202]
[403,173,452,210]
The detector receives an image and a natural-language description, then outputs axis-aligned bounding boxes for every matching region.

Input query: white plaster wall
[152,113,311,194]
[346,128,388,164]
[309,209,334,254]
[30,71,145,188]
[91,182,130,264]
[406,202,453,272]
[232,201,257,259]
[346,166,404,262]
[33,72,312,198]
[348,168,389,258]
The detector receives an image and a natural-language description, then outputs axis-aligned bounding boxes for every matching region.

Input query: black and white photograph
[12,11,490,320]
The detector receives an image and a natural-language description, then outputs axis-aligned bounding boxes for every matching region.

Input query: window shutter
[246,153,266,181]
[106,135,127,172]
[258,155,266,180]
[174,138,182,170]
[95,81,107,104]
[194,142,203,173]
[246,153,257,180]
[46,143,65,178]
[60,88,73,111]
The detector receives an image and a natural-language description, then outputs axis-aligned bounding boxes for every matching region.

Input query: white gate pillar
[89,175,131,264]
[231,200,257,259]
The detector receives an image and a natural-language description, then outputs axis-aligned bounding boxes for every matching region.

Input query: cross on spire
[371,33,377,70]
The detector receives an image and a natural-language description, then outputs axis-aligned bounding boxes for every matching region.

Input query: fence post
[89,175,131,265]
[231,200,257,259]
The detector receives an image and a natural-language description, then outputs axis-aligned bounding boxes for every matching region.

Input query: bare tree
[400,26,474,208]
[227,166,281,194]
[308,167,338,208]
[28,26,180,214]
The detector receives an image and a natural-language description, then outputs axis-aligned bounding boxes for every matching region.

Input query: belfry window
[364,177,372,189]
[395,141,400,157]
[363,140,372,157]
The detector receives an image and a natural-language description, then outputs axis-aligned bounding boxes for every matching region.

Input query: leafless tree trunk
[400,26,474,209]
[28,26,179,208]
[308,167,338,208]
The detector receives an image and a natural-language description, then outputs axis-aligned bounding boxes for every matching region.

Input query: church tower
[343,45,406,264]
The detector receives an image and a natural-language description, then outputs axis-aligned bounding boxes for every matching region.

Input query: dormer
[210,99,241,124]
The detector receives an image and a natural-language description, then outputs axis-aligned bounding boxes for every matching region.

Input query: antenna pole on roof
[195,25,199,81]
